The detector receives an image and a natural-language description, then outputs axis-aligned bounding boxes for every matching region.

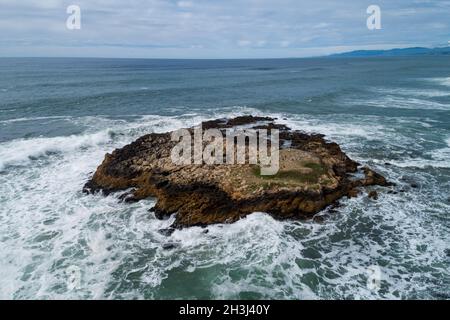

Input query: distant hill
[330,46,450,57]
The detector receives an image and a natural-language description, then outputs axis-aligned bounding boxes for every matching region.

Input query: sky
[0,0,449,58]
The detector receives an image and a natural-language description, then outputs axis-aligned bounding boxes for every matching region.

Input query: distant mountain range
[330,46,450,57]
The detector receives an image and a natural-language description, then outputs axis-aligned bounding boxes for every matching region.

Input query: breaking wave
[0,109,448,299]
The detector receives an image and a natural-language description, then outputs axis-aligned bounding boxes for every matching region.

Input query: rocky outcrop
[84,116,390,228]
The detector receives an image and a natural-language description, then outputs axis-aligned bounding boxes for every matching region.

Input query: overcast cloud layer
[0,0,449,58]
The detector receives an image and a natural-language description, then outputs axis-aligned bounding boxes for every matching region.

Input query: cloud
[0,0,448,58]
[177,1,193,8]
[238,40,252,47]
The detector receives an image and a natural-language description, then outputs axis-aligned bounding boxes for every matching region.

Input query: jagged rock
[83,116,390,228]
[368,190,379,200]
[348,188,360,198]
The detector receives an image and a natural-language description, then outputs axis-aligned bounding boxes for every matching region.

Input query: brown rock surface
[84,116,390,228]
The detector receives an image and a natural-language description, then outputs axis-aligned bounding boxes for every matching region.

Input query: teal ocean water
[0,57,449,299]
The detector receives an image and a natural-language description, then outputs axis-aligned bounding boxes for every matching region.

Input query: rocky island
[84,116,390,228]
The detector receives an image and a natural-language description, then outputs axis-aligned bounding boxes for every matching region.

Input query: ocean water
[0,57,449,299]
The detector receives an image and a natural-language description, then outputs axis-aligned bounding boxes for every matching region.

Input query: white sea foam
[373,158,450,169]
[428,77,450,87]
[0,116,70,124]
[281,116,386,140]
[421,136,450,168]
[371,87,450,98]
[0,130,112,171]
[386,135,450,169]
[0,110,448,299]
[347,95,450,111]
